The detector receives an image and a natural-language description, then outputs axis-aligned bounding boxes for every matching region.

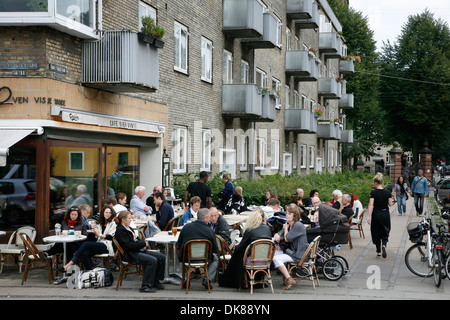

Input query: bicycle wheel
[444,253,450,280]
[332,255,349,274]
[432,248,442,287]
[405,243,432,278]
[322,258,344,281]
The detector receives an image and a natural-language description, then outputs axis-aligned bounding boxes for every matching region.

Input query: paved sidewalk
[0,196,448,300]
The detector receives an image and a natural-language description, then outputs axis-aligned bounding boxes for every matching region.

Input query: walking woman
[393,176,409,215]
[367,173,394,258]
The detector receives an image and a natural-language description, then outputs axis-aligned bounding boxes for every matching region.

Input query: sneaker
[376,253,382,259]
[382,245,387,258]
[139,285,156,293]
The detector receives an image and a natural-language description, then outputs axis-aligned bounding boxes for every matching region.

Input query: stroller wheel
[332,255,349,274]
[322,258,344,281]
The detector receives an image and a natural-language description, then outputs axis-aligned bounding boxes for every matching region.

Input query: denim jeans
[413,193,425,215]
[396,195,407,215]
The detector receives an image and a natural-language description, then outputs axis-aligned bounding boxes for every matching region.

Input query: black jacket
[211,214,231,245]
[114,224,146,262]
[176,220,218,262]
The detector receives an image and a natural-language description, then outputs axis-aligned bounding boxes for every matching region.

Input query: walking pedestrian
[367,173,393,259]
[410,169,428,216]
[393,176,409,215]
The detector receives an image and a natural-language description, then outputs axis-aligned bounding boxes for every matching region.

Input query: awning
[0,127,44,166]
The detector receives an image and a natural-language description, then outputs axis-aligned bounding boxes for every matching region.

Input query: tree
[379,10,450,161]
[328,0,386,167]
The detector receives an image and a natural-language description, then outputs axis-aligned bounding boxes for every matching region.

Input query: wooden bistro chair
[19,233,54,285]
[351,209,366,238]
[287,235,321,289]
[0,226,36,273]
[162,215,181,231]
[213,235,233,282]
[242,239,276,294]
[112,237,142,291]
[181,239,213,294]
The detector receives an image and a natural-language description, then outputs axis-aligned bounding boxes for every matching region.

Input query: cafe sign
[51,106,165,134]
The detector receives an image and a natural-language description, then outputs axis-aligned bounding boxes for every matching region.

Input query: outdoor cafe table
[0,231,6,236]
[146,231,181,285]
[43,234,86,285]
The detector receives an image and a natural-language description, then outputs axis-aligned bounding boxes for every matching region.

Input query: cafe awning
[0,127,44,166]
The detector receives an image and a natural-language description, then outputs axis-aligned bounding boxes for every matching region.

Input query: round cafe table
[43,234,86,285]
[146,232,181,285]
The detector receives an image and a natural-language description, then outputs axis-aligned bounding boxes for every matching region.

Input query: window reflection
[56,0,95,28]
[0,0,48,12]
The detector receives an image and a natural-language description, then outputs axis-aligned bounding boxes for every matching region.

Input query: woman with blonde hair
[219,209,271,289]
[224,186,248,214]
[367,172,393,258]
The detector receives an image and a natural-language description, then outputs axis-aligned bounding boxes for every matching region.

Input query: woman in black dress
[367,173,394,258]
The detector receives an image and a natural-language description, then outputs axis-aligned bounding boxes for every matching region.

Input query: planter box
[138,32,165,48]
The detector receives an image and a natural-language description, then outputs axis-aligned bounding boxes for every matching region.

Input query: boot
[282,277,296,290]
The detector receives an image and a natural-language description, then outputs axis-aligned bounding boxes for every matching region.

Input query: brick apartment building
[0,0,353,239]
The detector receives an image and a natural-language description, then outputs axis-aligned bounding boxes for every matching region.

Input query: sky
[348,0,450,51]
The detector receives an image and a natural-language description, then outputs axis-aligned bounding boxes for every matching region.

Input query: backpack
[76,268,114,289]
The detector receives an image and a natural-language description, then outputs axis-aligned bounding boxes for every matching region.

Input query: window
[69,152,84,171]
[174,22,188,73]
[310,99,315,112]
[300,144,307,168]
[301,95,307,110]
[309,146,315,168]
[118,152,128,167]
[271,140,279,170]
[223,50,233,84]
[275,15,282,47]
[139,2,156,30]
[173,126,187,174]
[295,36,299,50]
[285,85,290,109]
[286,28,291,51]
[239,135,248,171]
[201,37,213,82]
[201,129,212,171]
[294,91,299,109]
[255,137,266,170]
[272,77,281,109]
[241,60,250,84]
[293,143,298,169]
[255,68,267,88]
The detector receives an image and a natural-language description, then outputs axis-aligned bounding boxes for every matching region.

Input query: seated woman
[265,189,277,205]
[273,204,309,290]
[219,209,272,289]
[46,206,88,260]
[63,205,117,271]
[179,196,201,226]
[224,186,248,214]
[289,195,311,225]
[304,189,319,207]
[114,211,166,293]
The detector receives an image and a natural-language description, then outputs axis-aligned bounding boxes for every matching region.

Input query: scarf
[67,219,78,228]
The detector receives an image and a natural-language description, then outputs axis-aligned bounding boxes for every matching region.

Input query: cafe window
[118,152,128,167]
[69,151,84,171]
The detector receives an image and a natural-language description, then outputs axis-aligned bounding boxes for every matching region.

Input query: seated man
[179,196,201,226]
[209,206,231,245]
[261,198,281,218]
[341,194,354,220]
[130,186,152,219]
[154,192,174,230]
[176,208,218,289]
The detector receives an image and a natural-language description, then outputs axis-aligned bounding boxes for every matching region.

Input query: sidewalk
[0,196,448,300]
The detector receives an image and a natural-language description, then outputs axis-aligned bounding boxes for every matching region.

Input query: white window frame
[294,90,299,109]
[69,151,84,171]
[239,135,248,171]
[300,144,307,169]
[223,50,233,84]
[241,60,250,84]
[286,28,291,51]
[309,146,315,168]
[271,140,279,170]
[201,129,212,171]
[272,77,281,109]
[301,94,307,110]
[293,143,298,169]
[173,126,188,174]
[310,99,315,112]
[255,137,266,171]
[139,1,157,31]
[275,15,282,48]
[255,68,267,88]
[201,37,213,83]
[174,21,188,74]
[285,85,290,109]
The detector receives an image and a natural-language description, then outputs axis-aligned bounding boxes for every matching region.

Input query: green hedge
[173,170,376,208]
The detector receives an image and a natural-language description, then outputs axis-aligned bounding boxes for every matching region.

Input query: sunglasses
[69,206,80,212]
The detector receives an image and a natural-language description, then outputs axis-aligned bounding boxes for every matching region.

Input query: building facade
[0,0,353,240]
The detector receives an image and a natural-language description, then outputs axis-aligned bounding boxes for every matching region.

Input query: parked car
[0,179,36,225]
[436,179,450,205]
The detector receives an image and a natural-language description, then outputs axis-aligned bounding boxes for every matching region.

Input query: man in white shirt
[130,186,151,219]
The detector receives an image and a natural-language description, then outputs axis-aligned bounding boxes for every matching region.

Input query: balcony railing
[0,0,99,39]
[319,32,343,58]
[340,130,354,143]
[82,30,160,94]
[284,109,317,133]
[285,50,320,81]
[223,0,264,38]
[317,121,342,140]
[241,13,278,49]
[318,78,342,99]
[260,92,276,122]
[339,59,355,74]
[339,93,354,109]
[222,84,263,119]
[286,0,314,20]
[294,1,319,29]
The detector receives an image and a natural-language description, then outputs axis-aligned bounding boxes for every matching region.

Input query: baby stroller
[306,205,350,281]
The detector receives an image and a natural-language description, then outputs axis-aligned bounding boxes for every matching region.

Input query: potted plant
[308,47,318,57]
[335,77,343,83]
[313,109,323,118]
[139,16,165,48]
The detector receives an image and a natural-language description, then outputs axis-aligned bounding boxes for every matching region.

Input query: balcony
[284,109,317,133]
[294,1,319,29]
[285,50,320,81]
[318,78,342,99]
[223,0,264,38]
[0,0,99,39]
[222,84,263,119]
[286,0,314,20]
[260,92,276,122]
[241,13,278,49]
[319,32,343,58]
[339,59,355,74]
[339,93,354,109]
[340,130,354,143]
[82,31,160,94]
[317,121,341,140]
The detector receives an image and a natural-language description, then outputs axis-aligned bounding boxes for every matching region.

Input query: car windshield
[25,181,36,192]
